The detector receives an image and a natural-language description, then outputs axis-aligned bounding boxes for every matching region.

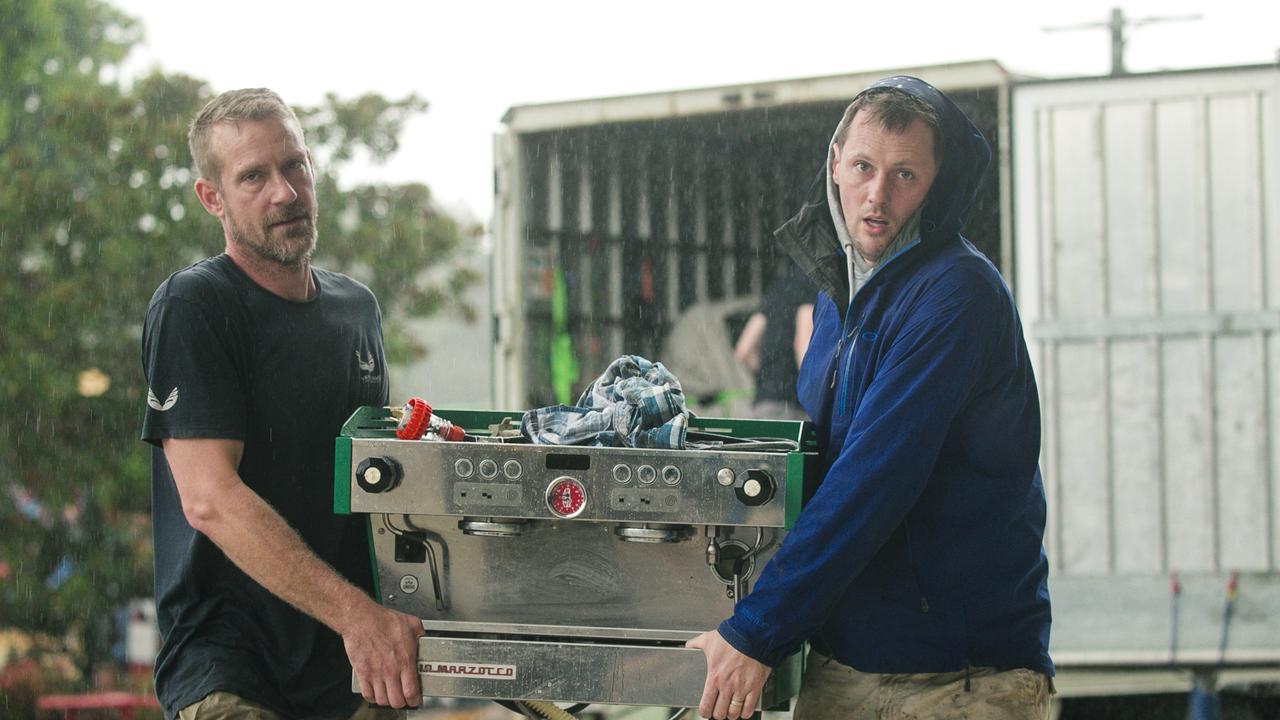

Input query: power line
[1043,6,1202,76]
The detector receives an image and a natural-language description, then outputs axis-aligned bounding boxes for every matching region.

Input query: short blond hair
[833,87,942,166]
[187,88,302,183]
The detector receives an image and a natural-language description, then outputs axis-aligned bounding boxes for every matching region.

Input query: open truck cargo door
[1012,64,1280,695]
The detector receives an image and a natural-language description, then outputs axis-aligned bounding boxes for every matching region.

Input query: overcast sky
[111,0,1278,223]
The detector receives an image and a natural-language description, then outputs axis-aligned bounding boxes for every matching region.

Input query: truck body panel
[492,62,1280,696]
[1012,65,1279,666]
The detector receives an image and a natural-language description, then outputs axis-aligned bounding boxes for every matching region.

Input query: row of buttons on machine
[612,463,681,486]
[450,457,682,486]
[454,458,523,481]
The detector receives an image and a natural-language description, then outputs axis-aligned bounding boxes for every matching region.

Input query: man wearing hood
[687,77,1053,719]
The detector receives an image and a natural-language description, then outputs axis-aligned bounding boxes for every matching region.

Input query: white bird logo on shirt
[147,387,179,412]
[357,351,376,374]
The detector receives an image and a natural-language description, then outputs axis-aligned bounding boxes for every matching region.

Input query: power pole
[1043,6,1202,76]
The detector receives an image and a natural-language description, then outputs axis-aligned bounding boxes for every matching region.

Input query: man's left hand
[686,630,771,719]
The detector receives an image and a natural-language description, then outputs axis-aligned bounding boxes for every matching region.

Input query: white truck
[491,60,1280,716]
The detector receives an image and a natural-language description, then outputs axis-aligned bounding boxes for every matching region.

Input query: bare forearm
[192,480,371,634]
[734,313,766,372]
[794,304,814,368]
[197,483,423,707]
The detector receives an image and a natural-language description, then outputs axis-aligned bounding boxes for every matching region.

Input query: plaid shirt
[521,355,689,449]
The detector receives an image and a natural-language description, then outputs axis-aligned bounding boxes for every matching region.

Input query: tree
[0,0,477,681]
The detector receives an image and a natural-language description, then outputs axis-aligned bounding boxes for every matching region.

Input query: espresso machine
[334,406,818,710]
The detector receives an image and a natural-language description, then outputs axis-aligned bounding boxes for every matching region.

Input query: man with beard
[141,89,422,719]
[688,77,1053,719]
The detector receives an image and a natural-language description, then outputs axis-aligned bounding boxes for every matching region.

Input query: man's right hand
[342,602,425,708]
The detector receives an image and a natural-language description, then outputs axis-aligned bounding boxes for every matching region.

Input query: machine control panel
[347,438,793,527]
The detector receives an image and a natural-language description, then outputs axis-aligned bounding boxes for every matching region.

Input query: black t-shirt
[140,254,388,719]
[754,265,818,405]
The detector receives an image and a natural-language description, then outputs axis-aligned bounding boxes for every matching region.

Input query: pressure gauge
[546,477,587,519]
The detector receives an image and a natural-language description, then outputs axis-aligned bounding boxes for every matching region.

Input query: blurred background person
[733,264,817,420]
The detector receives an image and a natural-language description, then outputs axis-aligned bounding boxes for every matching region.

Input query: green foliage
[0,0,477,678]
[300,92,428,166]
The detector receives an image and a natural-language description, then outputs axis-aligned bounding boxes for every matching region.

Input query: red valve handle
[396,397,431,440]
[395,397,465,441]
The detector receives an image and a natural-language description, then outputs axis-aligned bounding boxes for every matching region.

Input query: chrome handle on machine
[419,533,445,612]
[705,526,721,567]
[705,526,774,601]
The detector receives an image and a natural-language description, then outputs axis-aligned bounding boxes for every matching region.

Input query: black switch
[394,532,427,563]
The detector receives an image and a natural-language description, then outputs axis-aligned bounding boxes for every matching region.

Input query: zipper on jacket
[830,335,844,390]
[832,296,859,398]
[837,333,858,411]
[827,239,920,407]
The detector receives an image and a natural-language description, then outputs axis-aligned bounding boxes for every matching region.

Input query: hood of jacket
[775,75,991,317]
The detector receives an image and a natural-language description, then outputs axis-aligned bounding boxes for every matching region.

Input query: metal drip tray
[360,635,800,709]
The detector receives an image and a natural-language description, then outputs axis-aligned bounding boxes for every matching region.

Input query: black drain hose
[494,699,590,719]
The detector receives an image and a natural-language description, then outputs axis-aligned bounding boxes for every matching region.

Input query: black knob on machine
[356,456,403,494]
[734,469,776,506]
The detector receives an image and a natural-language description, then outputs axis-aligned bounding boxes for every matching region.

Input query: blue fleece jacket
[718,76,1053,675]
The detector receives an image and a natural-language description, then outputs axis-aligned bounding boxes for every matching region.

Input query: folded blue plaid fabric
[521,355,690,449]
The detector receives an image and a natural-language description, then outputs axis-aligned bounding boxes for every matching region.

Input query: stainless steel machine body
[335,407,818,709]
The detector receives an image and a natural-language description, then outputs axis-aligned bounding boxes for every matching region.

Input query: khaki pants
[178,691,405,720]
[793,652,1053,720]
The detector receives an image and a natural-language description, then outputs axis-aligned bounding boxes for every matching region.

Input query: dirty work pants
[178,691,404,720]
[793,651,1053,720]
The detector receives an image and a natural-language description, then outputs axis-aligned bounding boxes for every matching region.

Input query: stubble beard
[227,202,318,268]
[847,220,888,268]
[853,236,885,266]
